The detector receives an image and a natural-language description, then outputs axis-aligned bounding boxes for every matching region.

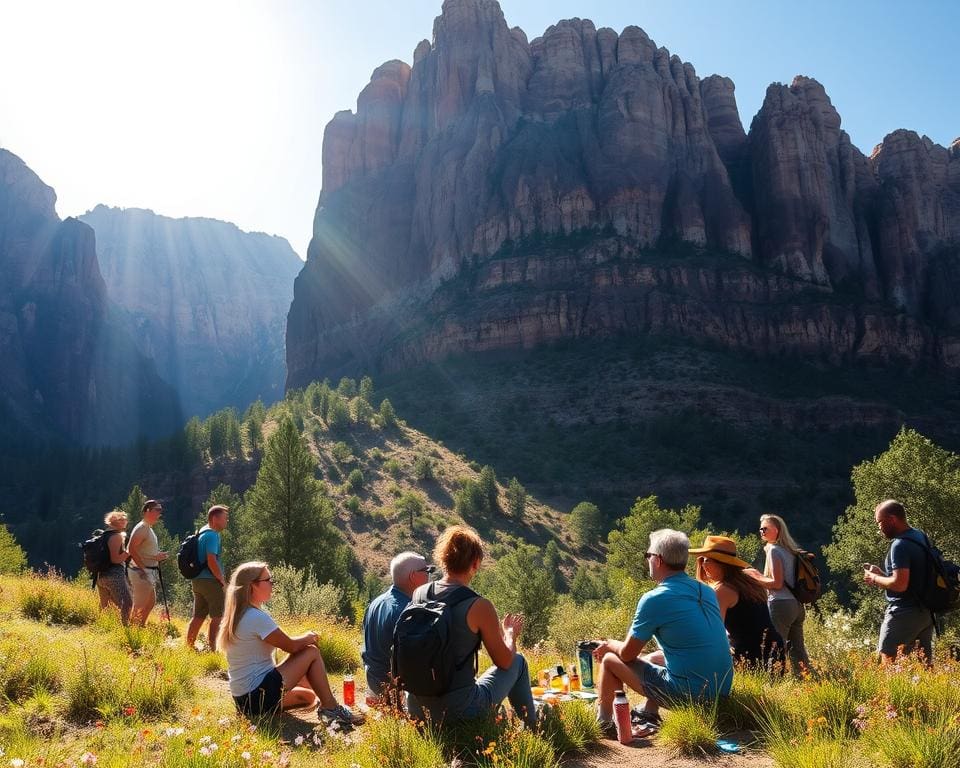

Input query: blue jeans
[409,653,536,728]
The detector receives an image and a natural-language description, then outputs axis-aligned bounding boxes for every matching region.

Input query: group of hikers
[91,497,947,737]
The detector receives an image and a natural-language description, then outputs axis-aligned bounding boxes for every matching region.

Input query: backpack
[80,529,117,579]
[391,583,480,697]
[899,532,960,614]
[177,530,204,579]
[788,550,822,604]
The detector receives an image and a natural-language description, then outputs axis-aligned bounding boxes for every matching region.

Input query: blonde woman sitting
[218,561,364,728]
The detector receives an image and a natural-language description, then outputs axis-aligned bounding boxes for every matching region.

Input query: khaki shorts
[192,578,225,619]
[129,568,158,604]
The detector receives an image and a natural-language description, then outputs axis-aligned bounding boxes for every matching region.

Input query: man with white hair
[592,529,733,738]
[362,551,435,702]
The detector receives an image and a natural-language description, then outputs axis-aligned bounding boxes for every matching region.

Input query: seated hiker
[362,551,434,704]
[691,535,785,672]
[96,509,132,626]
[592,529,734,738]
[218,561,365,728]
[404,525,536,728]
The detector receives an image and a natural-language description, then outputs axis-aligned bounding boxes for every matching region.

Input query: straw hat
[688,535,750,569]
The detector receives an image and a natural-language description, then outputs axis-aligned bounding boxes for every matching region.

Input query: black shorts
[233,668,283,717]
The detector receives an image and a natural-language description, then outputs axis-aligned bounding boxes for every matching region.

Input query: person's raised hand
[502,613,524,637]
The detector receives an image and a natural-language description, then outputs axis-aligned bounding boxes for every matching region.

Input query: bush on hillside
[18,573,99,626]
[412,454,435,481]
[505,477,527,519]
[347,469,364,492]
[269,563,348,621]
[472,544,556,645]
[569,501,602,549]
[0,523,27,574]
[331,441,353,464]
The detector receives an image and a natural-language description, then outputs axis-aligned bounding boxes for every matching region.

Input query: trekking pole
[156,565,172,629]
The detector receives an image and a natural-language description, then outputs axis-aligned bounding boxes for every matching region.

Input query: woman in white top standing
[218,561,364,728]
[744,514,813,677]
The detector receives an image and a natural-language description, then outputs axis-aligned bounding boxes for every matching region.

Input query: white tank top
[130,521,160,567]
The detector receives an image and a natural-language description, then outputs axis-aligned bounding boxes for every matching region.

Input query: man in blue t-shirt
[186,505,229,652]
[592,529,733,738]
[864,499,934,663]
[362,551,434,702]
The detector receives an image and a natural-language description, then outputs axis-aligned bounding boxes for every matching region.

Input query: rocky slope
[287,0,960,384]
[0,149,181,445]
[80,205,302,420]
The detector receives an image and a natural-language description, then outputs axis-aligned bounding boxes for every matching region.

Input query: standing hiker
[128,499,168,627]
[187,504,229,652]
[96,509,133,625]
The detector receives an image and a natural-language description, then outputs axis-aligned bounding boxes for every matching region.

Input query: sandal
[630,707,663,728]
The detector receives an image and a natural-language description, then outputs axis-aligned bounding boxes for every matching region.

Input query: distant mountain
[80,205,302,420]
[287,0,960,383]
[284,0,960,533]
[0,148,181,446]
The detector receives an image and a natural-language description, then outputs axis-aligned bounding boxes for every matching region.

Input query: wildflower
[278,752,291,767]
[231,735,242,744]
[123,706,137,717]
[11,760,25,768]
[218,716,231,727]
[199,747,211,757]
[247,725,257,734]
[261,751,273,759]
[94,721,104,729]
[294,735,305,746]
[199,736,212,745]
[79,754,98,766]
[241,753,251,762]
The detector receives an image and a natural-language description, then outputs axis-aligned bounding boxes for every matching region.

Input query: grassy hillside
[377,336,960,549]
[3,572,960,767]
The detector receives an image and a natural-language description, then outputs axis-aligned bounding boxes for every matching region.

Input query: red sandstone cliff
[287,0,960,385]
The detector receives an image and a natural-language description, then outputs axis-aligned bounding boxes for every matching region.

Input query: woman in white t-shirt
[744,514,813,677]
[218,561,364,728]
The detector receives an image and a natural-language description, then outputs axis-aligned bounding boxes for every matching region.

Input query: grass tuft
[537,700,602,754]
[658,703,720,757]
[18,574,99,626]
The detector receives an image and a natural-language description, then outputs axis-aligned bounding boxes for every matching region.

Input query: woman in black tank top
[689,536,785,673]
[404,525,537,728]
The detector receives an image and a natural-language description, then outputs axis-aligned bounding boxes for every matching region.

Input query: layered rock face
[79,206,302,419]
[287,0,960,386]
[0,150,181,445]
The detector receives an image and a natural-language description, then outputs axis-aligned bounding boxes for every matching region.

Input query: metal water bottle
[613,690,632,745]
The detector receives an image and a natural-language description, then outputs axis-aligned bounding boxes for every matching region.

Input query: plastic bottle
[613,690,632,745]
[569,664,581,692]
[550,664,565,690]
[562,671,570,694]
[343,673,355,707]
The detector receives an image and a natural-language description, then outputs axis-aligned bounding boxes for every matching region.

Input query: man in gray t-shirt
[864,499,933,663]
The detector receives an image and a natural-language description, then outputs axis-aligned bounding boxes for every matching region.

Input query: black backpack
[177,530,204,579]
[899,532,960,614]
[788,550,822,604]
[391,583,480,697]
[80,529,117,579]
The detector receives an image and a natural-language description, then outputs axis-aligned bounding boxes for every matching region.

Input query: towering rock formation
[0,149,181,445]
[79,206,303,419]
[287,0,960,386]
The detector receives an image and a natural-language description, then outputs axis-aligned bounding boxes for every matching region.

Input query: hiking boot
[318,704,366,730]
[596,718,618,740]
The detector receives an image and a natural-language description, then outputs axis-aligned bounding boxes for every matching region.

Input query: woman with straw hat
[689,535,784,671]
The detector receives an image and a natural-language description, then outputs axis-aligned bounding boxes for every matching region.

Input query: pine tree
[242,417,353,587]
[505,477,527,519]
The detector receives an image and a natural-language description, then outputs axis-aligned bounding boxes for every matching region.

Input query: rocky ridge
[79,205,303,420]
[287,0,960,385]
[0,149,181,445]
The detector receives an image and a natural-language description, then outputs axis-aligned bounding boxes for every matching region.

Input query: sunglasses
[644,552,660,559]
[253,577,275,584]
[416,565,437,574]
[759,527,769,533]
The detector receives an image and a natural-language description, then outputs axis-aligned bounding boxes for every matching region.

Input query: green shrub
[537,700,602,754]
[345,495,362,514]
[18,575,99,626]
[413,455,435,482]
[330,712,446,768]
[331,441,353,464]
[385,459,402,478]
[269,563,346,621]
[347,469,364,492]
[658,704,719,757]
[0,635,62,702]
[863,710,960,768]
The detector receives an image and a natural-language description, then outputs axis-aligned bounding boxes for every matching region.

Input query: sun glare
[0,0,283,226]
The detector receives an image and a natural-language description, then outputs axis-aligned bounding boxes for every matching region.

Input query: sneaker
[629,707,662,728]
[318,704,366,729]
[596,718,618,740]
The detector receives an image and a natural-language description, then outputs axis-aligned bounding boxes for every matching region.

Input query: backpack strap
[417,582,482,673]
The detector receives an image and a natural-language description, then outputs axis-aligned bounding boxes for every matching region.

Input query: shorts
[234,668,283,717]
[628,660,721,707]
[129,568,158,603]
[192,577,225,619]
[878,605,934,660]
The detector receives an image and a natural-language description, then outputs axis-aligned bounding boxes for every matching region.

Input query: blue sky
[0,0,956,259]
